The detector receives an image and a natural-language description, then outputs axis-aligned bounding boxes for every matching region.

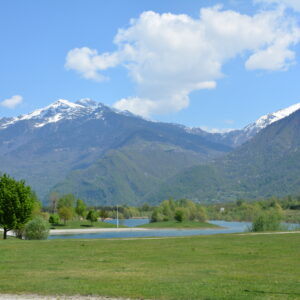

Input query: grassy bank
[0,233,300,299]
[138,220,220,229]
[50,220,127,229]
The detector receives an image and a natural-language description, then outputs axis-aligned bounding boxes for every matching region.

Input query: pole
[117,205,119,228]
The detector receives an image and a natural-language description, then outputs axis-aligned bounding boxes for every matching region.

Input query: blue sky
[0,0,300,131]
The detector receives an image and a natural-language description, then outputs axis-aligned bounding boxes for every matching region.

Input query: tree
[99,209,109,221]
[0,174,34,239]
[58,207,73,225]
[49,214,60,225]
[75,199,87,218]
[174,208,187,222]
[86,209,98,225]
[24,217,49,240]
[49,192,60,213]
[57,194,75,210]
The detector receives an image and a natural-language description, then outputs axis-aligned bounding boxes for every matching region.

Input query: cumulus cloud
[65,47,119,81]
[0,95,23,109]
[254,0,300,12]
[66,6,300,117]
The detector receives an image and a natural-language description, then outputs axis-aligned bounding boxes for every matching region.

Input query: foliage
[86,209,98,225]
[75,199,87,218]
[250,208,283,232]
[48,214,60,225]
[99,209,109,221]
[0,174,35,239]
[58,206,73,225]
[57,194,75,209]
[24,217,49,240]
[150,199,207,224]
[174,208,186,222]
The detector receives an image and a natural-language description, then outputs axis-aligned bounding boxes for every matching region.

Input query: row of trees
[151,199,207,223]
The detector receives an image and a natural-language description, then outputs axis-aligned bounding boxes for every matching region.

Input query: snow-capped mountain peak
[0,98,105,129]
[244,102,300,134]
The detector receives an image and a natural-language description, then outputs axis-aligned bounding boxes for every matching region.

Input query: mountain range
[1,99,300,205]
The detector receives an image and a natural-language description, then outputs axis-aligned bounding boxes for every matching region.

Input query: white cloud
[65,47,119,81]
[66,6,300,117]
[200,126,235,133]
[0,95,23,109]
[254,0,300,12]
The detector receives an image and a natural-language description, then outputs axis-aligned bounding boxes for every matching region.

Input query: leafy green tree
[58,207,73,225]
[75,199,87,218]
[174,208,187,222]
[86,210,98,225]
[0,174,34,239]
[24,217,49,240]
[49,214,60,225]
[99,209,109,221]
[57,194,75,210]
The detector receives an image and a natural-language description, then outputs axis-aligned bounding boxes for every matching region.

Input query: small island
[138,220,220,229]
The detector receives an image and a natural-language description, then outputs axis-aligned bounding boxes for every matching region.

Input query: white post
[116,205,119,228]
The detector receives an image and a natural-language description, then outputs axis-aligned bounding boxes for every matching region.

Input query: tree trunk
[3,228,7,239]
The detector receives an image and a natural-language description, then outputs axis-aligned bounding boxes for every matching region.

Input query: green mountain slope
[50,141,209,205]
[147,109,300,203]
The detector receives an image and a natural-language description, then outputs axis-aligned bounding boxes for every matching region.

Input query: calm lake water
[48,220,253,240]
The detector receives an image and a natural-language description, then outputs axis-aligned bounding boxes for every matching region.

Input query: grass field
[138,220,220,229]
[50,220,127,229]
[0,233,300,299]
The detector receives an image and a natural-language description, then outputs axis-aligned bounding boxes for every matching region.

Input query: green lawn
[0,233,300,299]
[50,220,127,229]
[138,220,220,229]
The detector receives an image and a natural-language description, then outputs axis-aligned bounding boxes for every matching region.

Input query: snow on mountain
[243,102,300,135]
[0,99,105,129]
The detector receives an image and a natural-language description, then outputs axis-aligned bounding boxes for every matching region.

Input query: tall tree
[0,174,34,239]
[75,199,87,218]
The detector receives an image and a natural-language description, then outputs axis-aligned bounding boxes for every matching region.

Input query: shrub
[24,217,50,240]
[49,214,60,225]
[174,208,187,222]
[250,210,282,232]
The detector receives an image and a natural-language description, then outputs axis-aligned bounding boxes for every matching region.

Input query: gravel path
[0,295,136,300]
[49,228,149,235]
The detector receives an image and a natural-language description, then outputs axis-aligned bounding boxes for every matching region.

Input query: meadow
[0,233,300,299]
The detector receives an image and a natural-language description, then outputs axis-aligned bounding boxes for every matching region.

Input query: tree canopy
[0,174,35,239]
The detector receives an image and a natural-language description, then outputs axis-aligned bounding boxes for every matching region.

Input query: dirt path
[0,294,136,300]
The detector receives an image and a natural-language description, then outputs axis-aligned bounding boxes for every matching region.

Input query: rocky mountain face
[0,99,231,205]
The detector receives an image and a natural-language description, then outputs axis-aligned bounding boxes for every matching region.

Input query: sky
[0,0,300,131]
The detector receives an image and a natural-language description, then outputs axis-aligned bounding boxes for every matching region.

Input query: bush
[49,214,60,225]
[24,217,50,240]
[174,208,187,222]
[250,210,282,232]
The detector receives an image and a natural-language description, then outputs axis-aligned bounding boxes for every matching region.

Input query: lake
[48,220,253,239]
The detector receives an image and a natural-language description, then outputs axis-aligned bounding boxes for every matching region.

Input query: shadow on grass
[80,224,93,227]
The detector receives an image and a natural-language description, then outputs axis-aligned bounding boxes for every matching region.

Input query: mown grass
[50,220,127,229]
[138,220,220,229]
[0,233,300,299]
